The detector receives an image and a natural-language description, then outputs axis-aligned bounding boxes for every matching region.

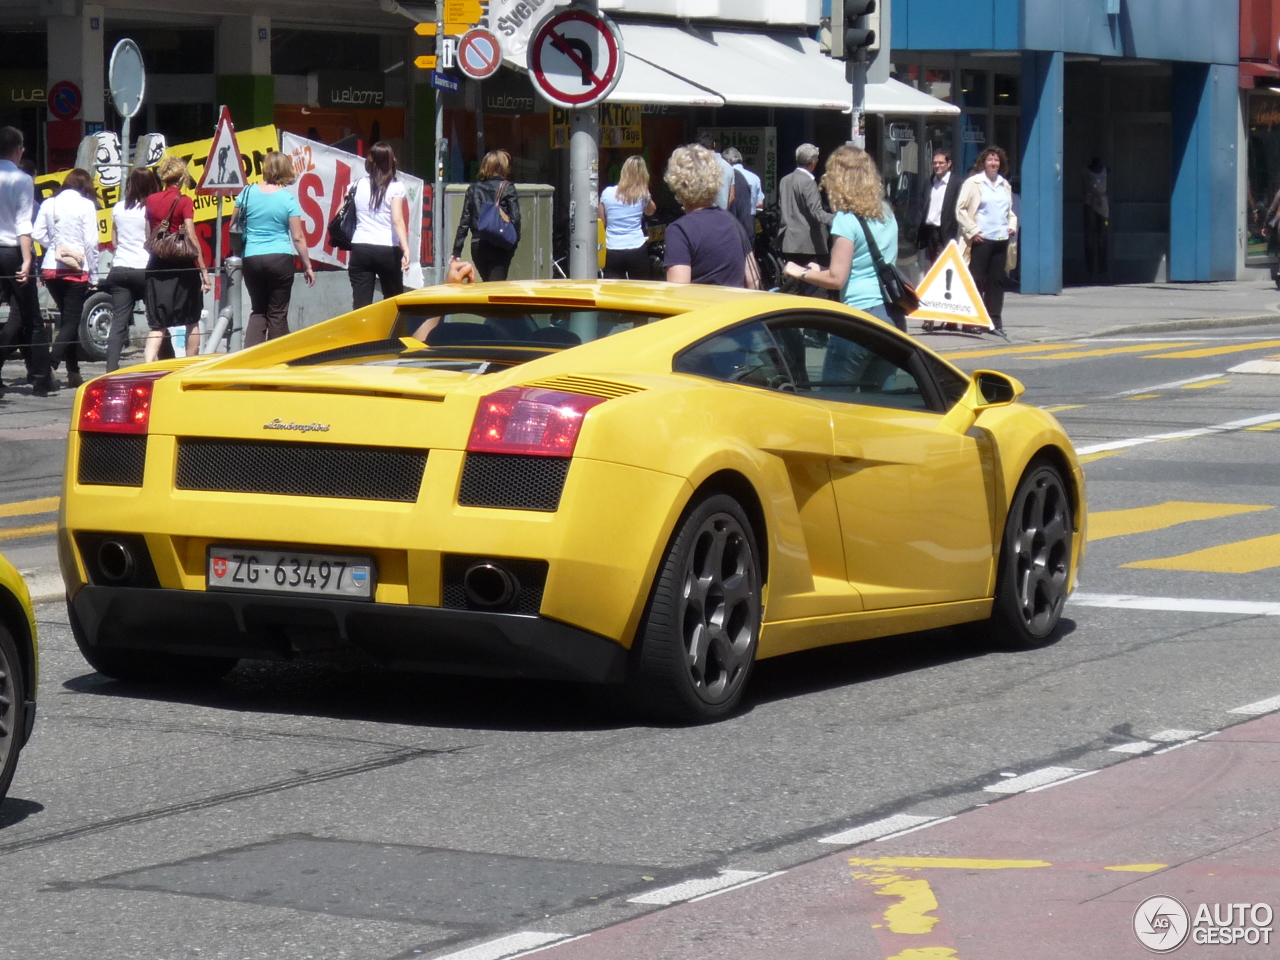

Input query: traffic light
[830,0,880,62]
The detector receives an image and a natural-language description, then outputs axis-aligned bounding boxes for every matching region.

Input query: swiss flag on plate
[212,558,227,578]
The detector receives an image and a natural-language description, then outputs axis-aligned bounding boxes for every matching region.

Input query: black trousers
[45,276,89,374]
[969,238,1010,329]
[349,244,404,309]
[242,254,296,347]
[1083,206,1108,281]
[104,266,146,372]
[603,245,650,280]
[471,239,515,282]
[0,246,49,382]
[917,223,950,264]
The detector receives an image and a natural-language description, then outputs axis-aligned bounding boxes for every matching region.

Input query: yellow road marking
[1105,863,1169,872]
[1043,404,1085,413]
[937,343,1084,360]
[0,497,59,519]
[1246,421,1280,432]
[1181,378,1231,389]
[0,522,57,542]
[1088,502,1273,541]
[1125,533,1280,574]
[1125,394,1160,401]
[1019,342,1201,361]
[887,950,961,960]
[1079,450,1123,464]
[850,857,1052,870]
[1143,339,1280,360]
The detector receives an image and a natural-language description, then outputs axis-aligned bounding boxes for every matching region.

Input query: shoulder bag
[474,180,518,250]
[327,181,359,251]
[228,186,249,257]
[855,213,920,315]
[146,193,199,263]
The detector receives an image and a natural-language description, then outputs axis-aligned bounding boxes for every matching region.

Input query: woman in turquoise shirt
[236,151,315,347]
[782,145,904,332]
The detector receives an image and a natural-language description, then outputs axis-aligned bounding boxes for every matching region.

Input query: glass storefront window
[994,74,1020,107]
[1247,92,1280,262]
[959,71,987,109]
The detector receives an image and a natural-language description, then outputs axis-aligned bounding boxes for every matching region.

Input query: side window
[919,353,970,409]
[766,316,928,411]
[674,322,794,391]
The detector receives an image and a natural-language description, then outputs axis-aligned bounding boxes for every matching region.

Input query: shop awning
[616,22,959,115]
[607,55,725,107]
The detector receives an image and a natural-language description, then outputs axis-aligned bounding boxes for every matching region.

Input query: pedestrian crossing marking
[0,522,57,543]
[1125,394,1160,401]
[1125,533,1280,573]
[1143,339,1280,360]
[1020,342,1202,361]
[939,343,1084,360]
[1042,404,1085,413]
[0,497,59,519]
[1088,501,1273,541]
[1180,378,1231,389]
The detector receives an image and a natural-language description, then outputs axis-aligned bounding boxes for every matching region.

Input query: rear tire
[987,460,1073,649]
[0,623,28,802]
[68,599,238,684]
[626,494,761,723]
[78,291,115,363]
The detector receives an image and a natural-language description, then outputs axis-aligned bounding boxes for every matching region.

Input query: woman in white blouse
[33,168,98,388]
[102,167,159,372]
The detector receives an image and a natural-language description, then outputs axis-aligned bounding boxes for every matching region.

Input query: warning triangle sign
[197,105,248,195]
[909,240,993,328]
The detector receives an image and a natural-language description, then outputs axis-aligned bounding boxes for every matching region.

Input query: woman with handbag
[452,149,521,282]
[103,166,159,372]
[349,141,410,309]
[32,168,99,388]
[236,151,315,347]
[599,156,656,280]
[144,156,209,361]
[783,145,908,331]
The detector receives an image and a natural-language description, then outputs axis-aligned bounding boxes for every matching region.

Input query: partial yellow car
[58,281,1085,722]
[0,552,38,800]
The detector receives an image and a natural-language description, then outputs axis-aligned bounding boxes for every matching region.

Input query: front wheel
[988,461,1073,649]
[0,623,29,801]
[627,494,762,723]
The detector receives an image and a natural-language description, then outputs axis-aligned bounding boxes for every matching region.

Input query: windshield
[288,305,669,370]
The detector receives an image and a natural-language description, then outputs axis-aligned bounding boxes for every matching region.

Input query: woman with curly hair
[783,145,905,331]
[956,145,1017,335]
[662,144,754,287]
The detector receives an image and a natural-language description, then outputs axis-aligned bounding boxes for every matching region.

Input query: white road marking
[876,816,957,840]
[1071,593,1280,616]
[688,870,787,903]
[507,936,590,959]
[818,814,938,846]
[1110,741,1158,754]
[1024,769,1100,793]
[1109,373,1228,397]
[628,870,766,905]
[1075,411,1280,455]
[1149,729,1203,742]
[433,932,573,960]
[983,766,1082,794]
[1229,694,1280,715]
[1084,337,1280,342]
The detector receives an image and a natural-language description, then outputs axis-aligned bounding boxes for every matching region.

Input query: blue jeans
[863,301,907,332]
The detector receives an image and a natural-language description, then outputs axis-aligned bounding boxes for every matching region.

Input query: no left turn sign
[527,7,624,108]
[458,28,503,80]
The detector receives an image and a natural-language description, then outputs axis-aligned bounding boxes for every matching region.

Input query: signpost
[108,39,145,169]
[196,107,247,353]
[527,5,623,280]
[457,28,503,81]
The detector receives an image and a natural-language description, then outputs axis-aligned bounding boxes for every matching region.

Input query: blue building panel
[1170,63,1239,281]
[1019,51,1064,294]
[898,0,1021,51]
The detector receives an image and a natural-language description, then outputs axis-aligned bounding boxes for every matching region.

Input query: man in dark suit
[778,143,834,268]
[917,150,962,266]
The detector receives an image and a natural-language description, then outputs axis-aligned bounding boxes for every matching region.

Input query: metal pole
[432,3,446,284]
[568,107,600,280]
[848,60,867,150]
[476,81,484,160]
[121,114,131,169]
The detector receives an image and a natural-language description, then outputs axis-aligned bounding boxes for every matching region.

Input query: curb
[1073,313,1280,339]
[22,574,65,606]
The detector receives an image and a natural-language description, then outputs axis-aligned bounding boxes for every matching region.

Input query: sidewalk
[916,278,1280,347]
[523,709,1280,960]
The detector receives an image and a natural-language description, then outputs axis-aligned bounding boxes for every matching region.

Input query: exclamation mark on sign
[944,268,954,300]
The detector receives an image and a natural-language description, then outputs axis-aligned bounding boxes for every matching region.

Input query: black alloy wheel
[0,622,28,801]
[990,461,1073,648]
[628,494,761,723]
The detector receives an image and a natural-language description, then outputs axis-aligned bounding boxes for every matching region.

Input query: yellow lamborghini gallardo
[0,552,38,800]
[58,281,1085,722]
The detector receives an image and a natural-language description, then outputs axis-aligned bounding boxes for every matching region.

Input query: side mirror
[972,370,1024,408]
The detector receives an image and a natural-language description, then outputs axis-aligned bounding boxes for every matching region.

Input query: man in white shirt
[916,150,962,266]
[0,127,52,396]
[696,133,735,211]
[722,148,764,211]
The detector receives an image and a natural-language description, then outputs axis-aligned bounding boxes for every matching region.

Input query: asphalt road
[4,329,1280,959]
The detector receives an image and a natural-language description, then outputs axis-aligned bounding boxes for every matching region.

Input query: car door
[765,312,995,611]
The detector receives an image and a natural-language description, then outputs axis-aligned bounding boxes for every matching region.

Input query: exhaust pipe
[462,562,519,609]
[97,539,135,583]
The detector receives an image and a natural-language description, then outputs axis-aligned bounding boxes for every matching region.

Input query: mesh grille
[78,434,148,487]
[442,555,549,615]
[176,438,426,502]
[458,453,570,512]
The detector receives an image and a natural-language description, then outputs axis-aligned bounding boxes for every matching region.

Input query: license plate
[207,546,376,599]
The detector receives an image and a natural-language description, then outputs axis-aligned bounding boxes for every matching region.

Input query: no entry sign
[527,7,624,108]
[458,28,503,80]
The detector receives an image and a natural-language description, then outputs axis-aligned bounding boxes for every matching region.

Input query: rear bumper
[70,585,628,684]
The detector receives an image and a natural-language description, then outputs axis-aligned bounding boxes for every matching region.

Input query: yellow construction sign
[909,240,993,328]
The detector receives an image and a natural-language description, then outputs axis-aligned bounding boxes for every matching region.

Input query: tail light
[468,387,606,457]
[78,372,169,435]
